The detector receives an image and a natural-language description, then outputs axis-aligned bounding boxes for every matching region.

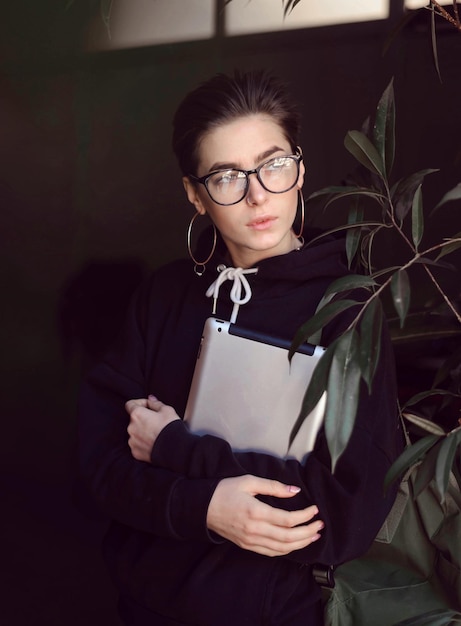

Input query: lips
[247,216,277,230]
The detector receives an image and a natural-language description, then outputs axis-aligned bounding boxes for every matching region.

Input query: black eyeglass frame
[188,152,303,206]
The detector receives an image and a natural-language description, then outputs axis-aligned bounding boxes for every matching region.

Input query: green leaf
[325,330,362,472]
[307,187,385,211]
[359,299,383,393]
[346,201,364,269]
[303,223,387,257]
[289,300,359,358]
[373,78,395,177]
[413,436,443,497]
[435,235,461,261]
[402,411,446,436]
[391,270,410,328]
[402,389,460,410]
[392,169,438,222]
[283,0,303,17]
[372,265,402,280]
[324,275,376,299]
[393,607,461,625]
[412,255,454,269]
[384,434,439,492]
[391,325,461,345]
[344,130,385,178]
[382,10,420,57]
[435,427,461,502]
[307,185,363,199]
[289,342,336,445]
[433,345,461,388]
[411,184,424,250]
[430,6,443,84]
[432,183,461,214]
[101,0,113,30]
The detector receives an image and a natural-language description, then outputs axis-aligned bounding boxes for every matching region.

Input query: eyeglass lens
[206,156,299,205]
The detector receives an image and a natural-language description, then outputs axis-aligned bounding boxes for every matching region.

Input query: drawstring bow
[206,266,258,323]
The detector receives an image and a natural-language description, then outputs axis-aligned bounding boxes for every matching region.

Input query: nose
[245,172,267,205]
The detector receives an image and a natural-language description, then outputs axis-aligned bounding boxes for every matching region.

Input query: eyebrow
[207,145,286,173]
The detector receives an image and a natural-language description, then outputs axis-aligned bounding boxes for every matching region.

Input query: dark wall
[1,4,460,624]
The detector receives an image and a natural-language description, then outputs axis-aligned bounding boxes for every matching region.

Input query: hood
[196,226,351,325]
[195,225,349,283]
[251,228,349,285]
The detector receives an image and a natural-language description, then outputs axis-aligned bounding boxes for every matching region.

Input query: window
[87,0,394,51]
[87,0,214,51]
[225,0,389,36]
[405,1,451,7]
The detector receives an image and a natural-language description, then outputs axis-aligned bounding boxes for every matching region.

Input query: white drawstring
[206,266,258,323]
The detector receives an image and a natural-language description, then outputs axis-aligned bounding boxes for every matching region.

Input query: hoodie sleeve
[78,280,221,543]
[151,323,404,565]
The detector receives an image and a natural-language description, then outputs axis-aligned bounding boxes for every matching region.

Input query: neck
[292,232,304,251]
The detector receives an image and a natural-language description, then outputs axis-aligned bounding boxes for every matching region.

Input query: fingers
[147,394,163,411]
[229,506,323,557]
[244,474,305,499]
[125,398,148,414]
[244,521,324,556]
[240,475,321,528]
[125,396,180,463]
[125,395,166,416]
[236,495,323,544]
[207,475,325,557]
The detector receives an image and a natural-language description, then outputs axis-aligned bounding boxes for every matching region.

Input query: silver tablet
[184,317,326,462]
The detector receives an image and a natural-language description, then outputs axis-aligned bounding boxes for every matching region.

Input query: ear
[183,177,206,215]
[296,146,306,189]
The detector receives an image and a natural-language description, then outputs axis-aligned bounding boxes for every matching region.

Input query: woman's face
[183,114,305,269]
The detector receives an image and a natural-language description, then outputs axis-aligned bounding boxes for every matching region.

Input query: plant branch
[419,238,461,257]
[454,0,460,24]
[381,189,461,325]
[384,183,418,254]
[430,0,461,31]
[345,273,393,332]
[422,263,461,323]
[345,238,461,332]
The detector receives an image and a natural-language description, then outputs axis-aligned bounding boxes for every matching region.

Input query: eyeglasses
[189,153,303,206]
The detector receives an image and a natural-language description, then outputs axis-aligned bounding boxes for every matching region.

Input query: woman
[79,70,402,625]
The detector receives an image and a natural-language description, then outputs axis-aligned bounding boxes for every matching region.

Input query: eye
[210,170,245,187]
[265,157,294,172]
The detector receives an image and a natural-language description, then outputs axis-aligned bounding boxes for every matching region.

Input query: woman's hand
[207,475,324,557]
[126,395,180,462]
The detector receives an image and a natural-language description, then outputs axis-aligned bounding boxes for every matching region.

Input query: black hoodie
[78,231,402,626]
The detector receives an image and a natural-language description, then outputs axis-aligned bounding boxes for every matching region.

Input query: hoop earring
[187,212,217,276]
[293,189,305,241]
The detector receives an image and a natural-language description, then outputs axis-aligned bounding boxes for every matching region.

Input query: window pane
[87,0,214,51]
[406,0,451,6]
[226,0,389,36]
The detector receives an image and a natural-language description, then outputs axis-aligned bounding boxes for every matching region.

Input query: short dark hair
[172,70,301,176]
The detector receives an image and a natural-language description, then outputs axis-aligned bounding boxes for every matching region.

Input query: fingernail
[312,533,321,542]
[317,521,325,531]
[288,485,301,493]
[148,394,157,401]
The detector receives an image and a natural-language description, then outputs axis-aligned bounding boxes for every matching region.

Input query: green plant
[288,78,461,498]
[273,1,461,81]
[388,1,461,80]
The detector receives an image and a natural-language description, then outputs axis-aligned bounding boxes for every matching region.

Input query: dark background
[1,2,460,624]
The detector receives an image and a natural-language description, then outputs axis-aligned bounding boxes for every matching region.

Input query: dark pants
[118,595,324,626]
[118,597,189,626]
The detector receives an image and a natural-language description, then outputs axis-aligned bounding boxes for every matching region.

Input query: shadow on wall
[57,258,149,373]
[0,259,148,626]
